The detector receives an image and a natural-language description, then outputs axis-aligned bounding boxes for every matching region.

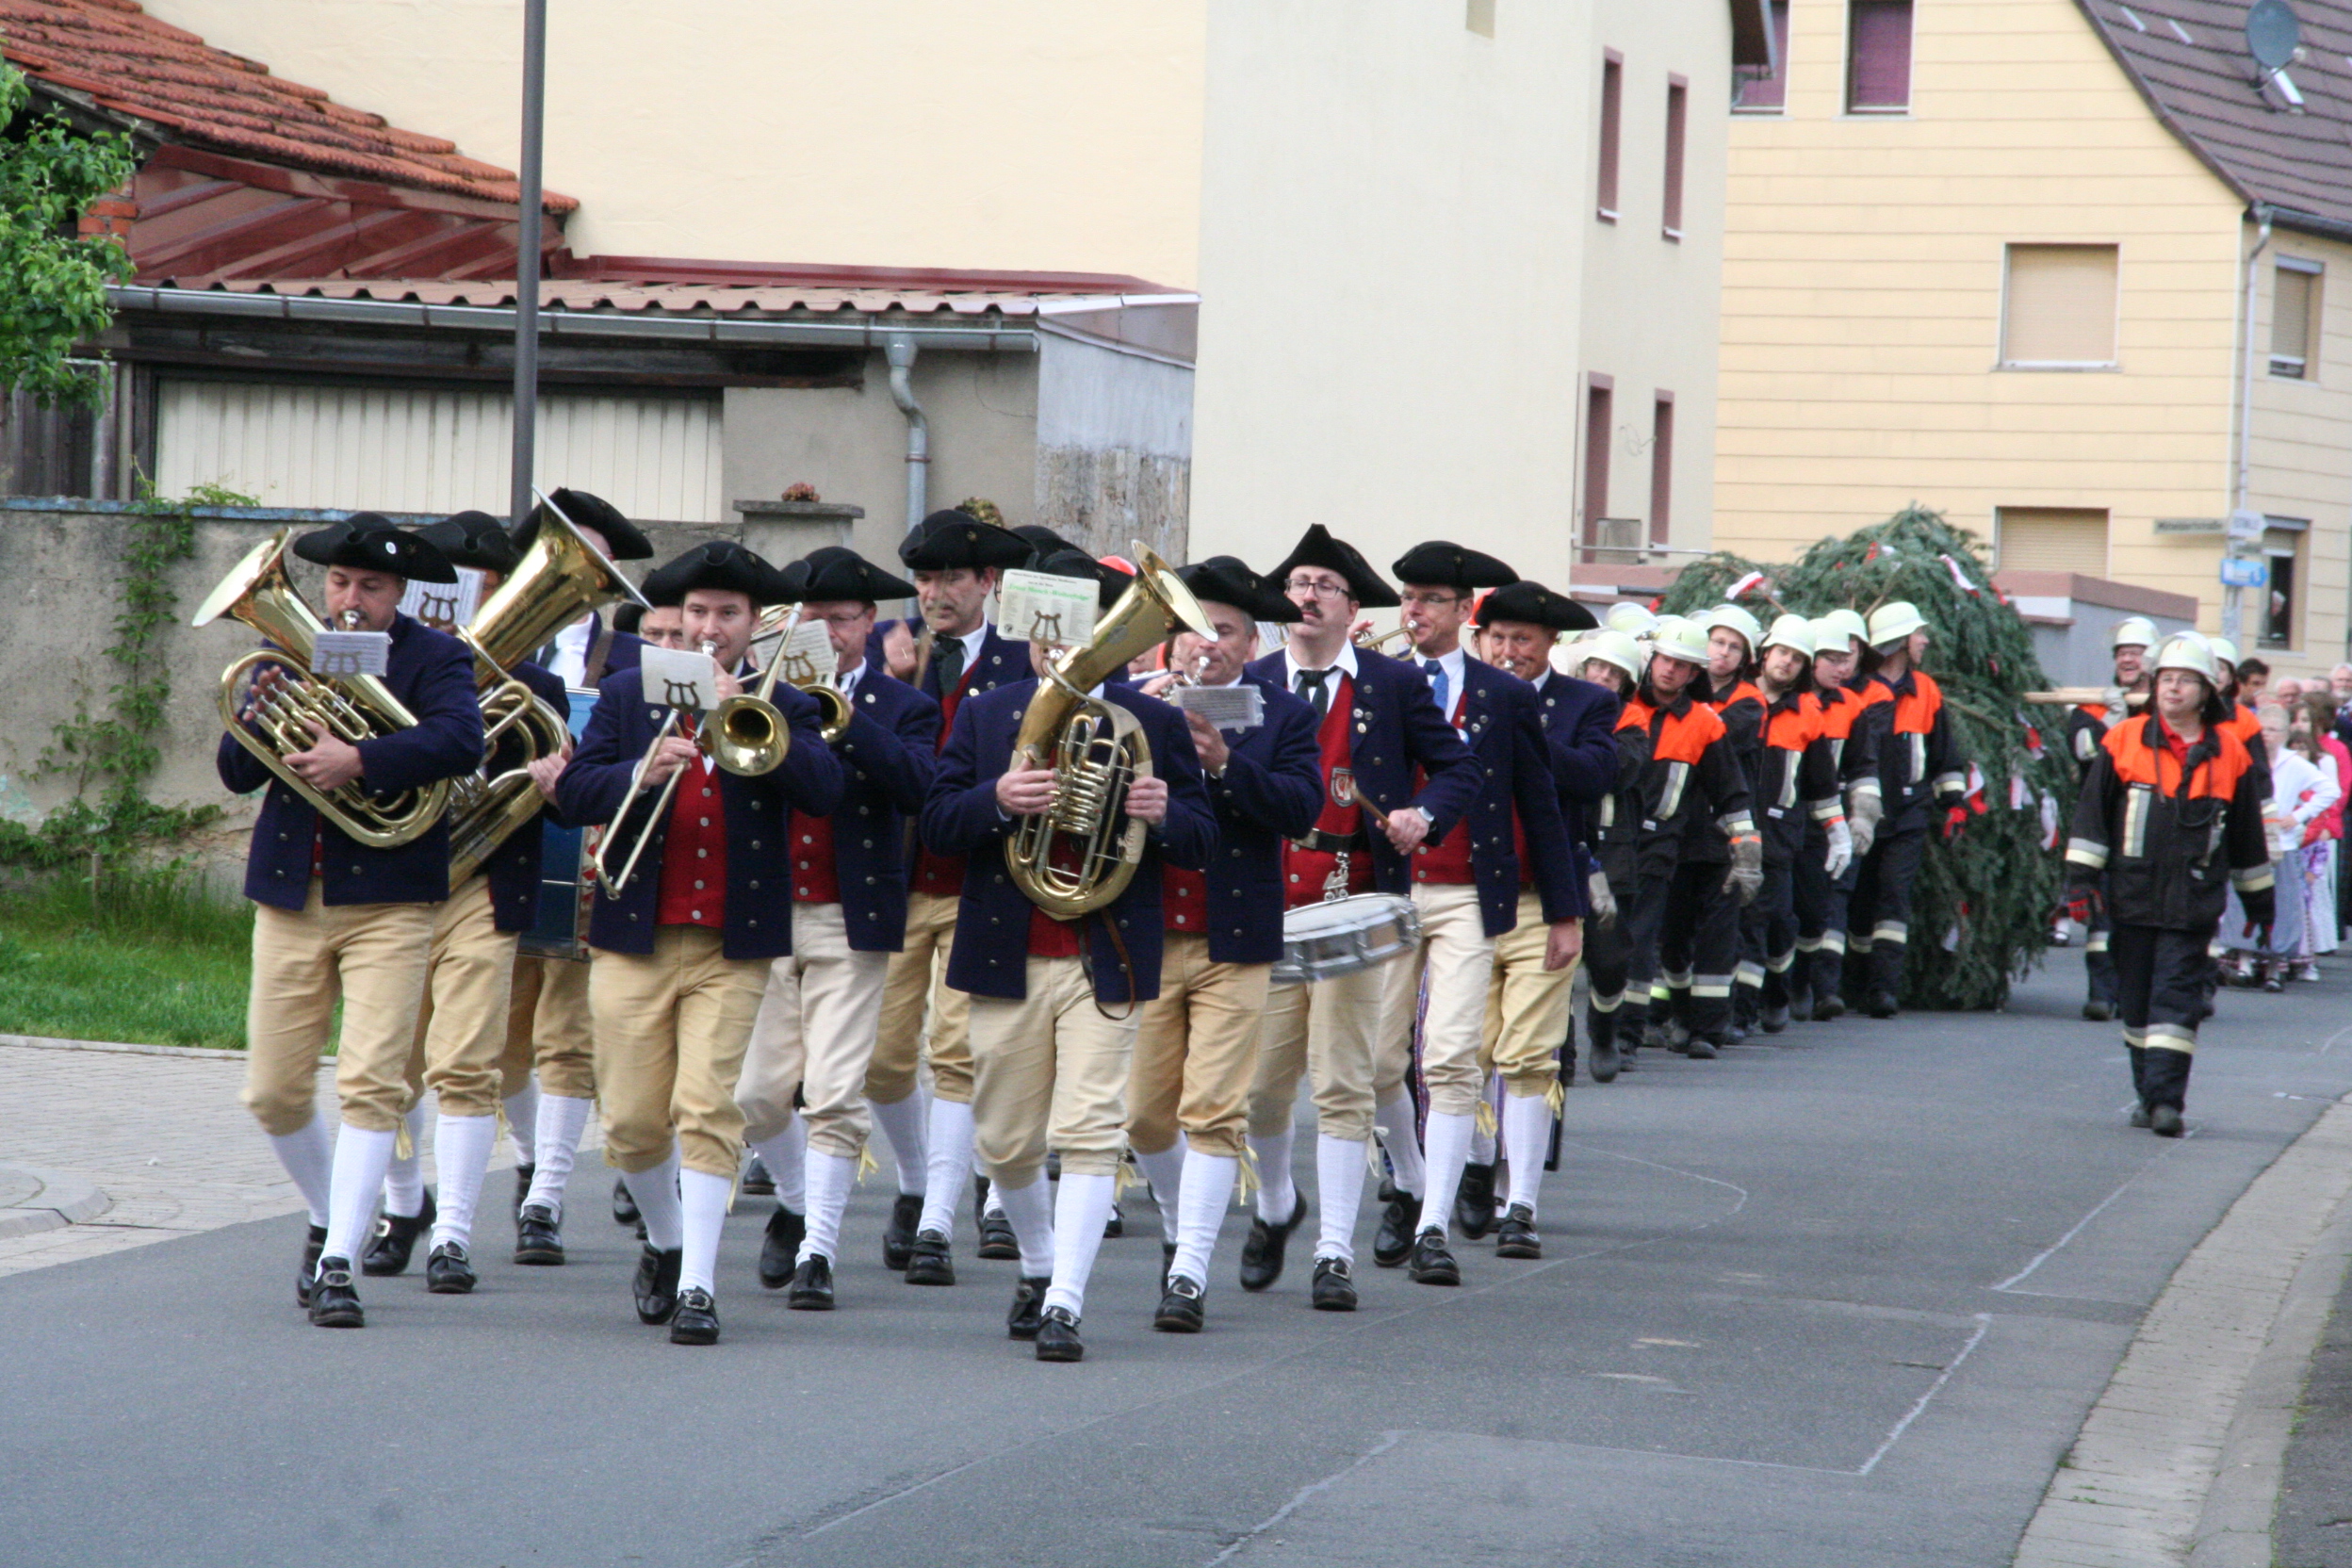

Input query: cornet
[591,639,718,895]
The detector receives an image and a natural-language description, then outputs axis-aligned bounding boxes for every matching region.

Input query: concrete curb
[0,1166,113,1239]
[2012,1094,2352,1568]
[0,1032,333,1066]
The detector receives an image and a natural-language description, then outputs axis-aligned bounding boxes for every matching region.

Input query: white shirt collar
[837,662,861,700]
[957,622,990,665]
[1284,639,1359,689]
[549,614,593,687]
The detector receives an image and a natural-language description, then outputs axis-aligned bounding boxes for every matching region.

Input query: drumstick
[1334,773,1392,832]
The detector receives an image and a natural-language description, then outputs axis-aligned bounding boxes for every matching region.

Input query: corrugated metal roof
[2078,0,2352,235]
[193,277,1197,319]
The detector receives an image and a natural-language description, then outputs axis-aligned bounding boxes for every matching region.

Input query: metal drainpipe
[885,333,929,533]
[2228,205,2274,644]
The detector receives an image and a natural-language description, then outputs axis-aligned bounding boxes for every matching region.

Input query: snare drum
[1271,893,1422,986]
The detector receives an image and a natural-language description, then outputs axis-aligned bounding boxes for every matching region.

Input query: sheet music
[310,630,392,678]
[639,645,721,712]
[398,567,482,630]
[997,569,1100,648]
[1173,682,1264,730]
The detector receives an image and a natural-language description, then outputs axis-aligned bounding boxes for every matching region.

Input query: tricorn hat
[518,488,653,561]
[788,545,917,605]
[291,514,457,584]
[1176,555,1300,625]
[1010,524,1080,568]
[1392,539,1518,595]
[1269,524,1399,610]
[1474,580,1597,634]
[641,539,777,607]
[899,508,1032,571]
[414,509,520,575]
[1030,547,1130,612]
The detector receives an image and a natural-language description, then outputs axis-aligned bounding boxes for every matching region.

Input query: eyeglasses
[1398,591,1462,610]
[1285,577,1351,599]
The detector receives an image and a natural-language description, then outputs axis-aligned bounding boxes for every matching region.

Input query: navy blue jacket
[1189,674,1323,966]
[1532,668,1623,860]
[220,612,484,910]
[1413,659,1585,934]
[555,668,843,959]
[922,679,1217,1004]
[482,660,569,932]
[1243,645,1482,897]
[820,671,942,952]
[585,612,643,686]
[867,619,1031,706]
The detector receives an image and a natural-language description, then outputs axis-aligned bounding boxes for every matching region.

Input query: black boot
[1587,1007,1621,1084]
[2143,1048,2192,1137]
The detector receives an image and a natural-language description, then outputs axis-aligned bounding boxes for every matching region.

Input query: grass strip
[0,864,252,1050]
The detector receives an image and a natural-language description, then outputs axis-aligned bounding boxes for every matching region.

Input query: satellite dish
[2247,0,2301,74]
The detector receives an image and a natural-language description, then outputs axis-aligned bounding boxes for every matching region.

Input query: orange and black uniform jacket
[1810,685,1883,805]
[1755,688,1842,864]
[1853,667,1964,832]
[2066,714,2272,932]
[1601,682,1756,878]
[1708,675,1767,795]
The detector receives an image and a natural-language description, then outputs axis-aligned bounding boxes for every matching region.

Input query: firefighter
[2065,634,2272,1136]
[2065,616,2157,1021]
[1571,629,1644,1080]
[1792,609,1880,1021]
[1740,615,1850,1033]
[1694,604,1766,1039]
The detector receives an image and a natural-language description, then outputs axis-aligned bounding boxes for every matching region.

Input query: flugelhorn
[1005,542,1213,920]
[591,639,718,895]
[198,530,451,847]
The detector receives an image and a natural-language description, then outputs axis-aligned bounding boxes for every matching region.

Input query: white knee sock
[429,1114,498,1250]
[622,1150,684,1251]
[1314,1134,1368,1265]
[919,1098,975,1240]
[381,1101,430,1217]
[1415,1110,1476,1241]
[677,1167,732,1296]
[802,1150,858,1265]
[868,1092,929,1195]
[1373,1095,1426,1199]
[1170,1150,1237,1288]
[1131,1138,1188,1245]
[1469,1075,1501,1165]
[523,1094,595,1218]
[1250,1125,1297,1224]
[745,1127,807,1215]
[321,1125,398,1266]
[1044,1173,1117,1319]
[982,1179,1006,1217]
[994,1174,1055,1277]
[1501,1093,1552,1218]
[501,1082,540,1164]
[267,1114,335,1227]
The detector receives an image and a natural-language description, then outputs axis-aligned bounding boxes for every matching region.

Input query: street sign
[2221,556,2269,588]
[2153,517,2227,535]
[2226,509,2268,543]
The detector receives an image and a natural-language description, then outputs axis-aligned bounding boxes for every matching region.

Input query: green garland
[1657,507,2071,1009]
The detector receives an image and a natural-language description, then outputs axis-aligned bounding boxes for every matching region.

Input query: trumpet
[591,639,718,896]
[744,603,853,745]
[704,609,803,776]
[1353,625,1414,654]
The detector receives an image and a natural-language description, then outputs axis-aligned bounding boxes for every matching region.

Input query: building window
[1465,0,1495,37]
[1995,507,2109,574]
[2272,260,2321,379]
[2262,520,2306,648]
[1582,374,1614,544]
[1734,1,1791,111]
[1847,0,1913,112]
[1650,392,1674,545]
[2001,244,2120,368]
[1662,77,1689,239]
[1597,52,1623,221]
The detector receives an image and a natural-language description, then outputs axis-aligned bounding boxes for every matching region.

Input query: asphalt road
[8,950,2352,1568]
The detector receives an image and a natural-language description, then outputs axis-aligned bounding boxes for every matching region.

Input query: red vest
[790,809,839,904]
[1282,670,1376,910]
[1412,687,1476,886]
[911,650,982,898]
[656,757,727,929]
[1164,862,1209,933]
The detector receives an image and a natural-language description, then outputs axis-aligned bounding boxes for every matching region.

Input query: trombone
[590,639,718,896]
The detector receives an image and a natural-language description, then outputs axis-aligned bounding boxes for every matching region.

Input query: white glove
[1725,832,1764,906]
[1586,867,1618,927]
[1824,817,1853,878]
[1849,788,1883,859]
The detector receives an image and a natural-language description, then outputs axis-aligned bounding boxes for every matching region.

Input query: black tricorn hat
[1177,555,1300,625]
[1475,579,1597,633]
[414,510,520,575]
[899,508,1032,571]
[1031,547,1130,612]
[292,514,457,584]
[786,546,916,605]
[1011,524,1079,567]
[1270,524,1399,610]
[518,488,653,562]
[641,539,777,607]
[1394,539,1518,594]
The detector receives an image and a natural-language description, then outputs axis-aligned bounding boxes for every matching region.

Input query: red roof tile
[0,0,575,213]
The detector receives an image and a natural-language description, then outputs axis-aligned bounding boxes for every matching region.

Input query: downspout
[2228,205,2274,643]
[884,332,928,533]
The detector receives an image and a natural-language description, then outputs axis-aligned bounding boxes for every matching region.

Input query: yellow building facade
[1716,0,2352,672]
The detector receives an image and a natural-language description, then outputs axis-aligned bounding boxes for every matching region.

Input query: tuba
[197,530,451,847]
[443,497,650,883]
[1005,542,1214,920]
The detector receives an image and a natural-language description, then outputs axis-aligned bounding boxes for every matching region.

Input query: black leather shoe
[1867,990,1901,1020]
[2083,999,2116,1022]
[1494,1203,1542,1259]
[2150,1104,2184,1137]
[905,1230,956,1286]
[1103,1202,1124,1239]
[514,1204,564,1266]
[1408,1228,1462,1286]
[633,1246,682,1325]
[612,1177,640,1226]
[883,1193,923,1270]
[1372,1192,1419,1268]
[1453,1163,1497,1241]
[759,1205,807,1289]
[789,1253,835,1311]
[975,1181,1020,1260]
[361,1187,435,1277]
[1310,1256,1357,1311]
[425,1240,476,1295]
[308,1256,364,1328]
[1238,1186,1304,1292]
[1761,1004,1790,1035]
[2129,1104,2153,1129]
[740,1154,776,1197]
[1155,1274,1204,1332]
[1035,1304,1084,1362]
[298,1222,328,1308]
[670,1286,719,1345]
[513,1164,534,1223]
[1007,1275,1050,1339]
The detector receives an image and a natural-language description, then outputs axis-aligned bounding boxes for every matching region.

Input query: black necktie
[934,634,965,697]
[1295,667,1331,717]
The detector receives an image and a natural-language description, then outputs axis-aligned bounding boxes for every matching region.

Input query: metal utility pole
[508,0,547,531]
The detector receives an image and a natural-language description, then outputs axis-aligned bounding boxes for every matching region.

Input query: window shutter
[1848,0,1913,111]
[1996,508,2109,574]
[2002,245,2119,366]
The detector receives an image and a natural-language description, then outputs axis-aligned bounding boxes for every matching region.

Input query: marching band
[207,495,2085,1356]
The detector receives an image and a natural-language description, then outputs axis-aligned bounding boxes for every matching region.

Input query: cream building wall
[138,0,1211,285]
[1715,0,2352,669]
